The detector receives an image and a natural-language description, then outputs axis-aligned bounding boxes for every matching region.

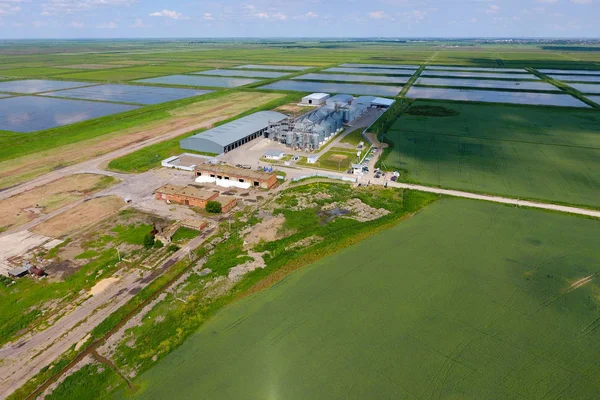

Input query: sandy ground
[32,196,125,238]
[0,174,116,232]
[90,277,120,296]
[274,102,315,117]
[0,92,284,190]
[242,216,285,247]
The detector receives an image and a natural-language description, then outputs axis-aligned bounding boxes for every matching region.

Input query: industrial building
[180,111,287,155]
[194,164,278,190]
[266,93,391,151]
[301,93,330,106]
[155,184,237,212]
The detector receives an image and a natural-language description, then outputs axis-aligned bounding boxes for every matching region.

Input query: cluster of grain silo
[266,93,371,151]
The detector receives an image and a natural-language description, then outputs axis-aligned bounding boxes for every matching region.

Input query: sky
[0,0,598,39]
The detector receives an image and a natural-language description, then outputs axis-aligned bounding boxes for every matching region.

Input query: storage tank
[285,131,294,145]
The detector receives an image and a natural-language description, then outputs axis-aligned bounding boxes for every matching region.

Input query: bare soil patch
[90,277,120,296]
[0,174,116,231]
[329,154,348,162]
[33,196,125,238]
[274,102,312,117]
[242,216,286,247]
[323,198,390,222]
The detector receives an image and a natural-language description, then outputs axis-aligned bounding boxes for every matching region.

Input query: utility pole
[116,247,121,261]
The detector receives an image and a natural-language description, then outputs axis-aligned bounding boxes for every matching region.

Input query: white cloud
[97,21,117,28]
[149,9,189,20]
[203,12,213,20]
[570,0,592,3]
[368,10,391,19]
[486,4,500,14]
[251,11,287,20]
[304,11,318,19]
[471,17,478,23]
[536,0,558,3]
[131,18,148,27]
[70,20,84,28]
[42,0,137,16]
[0,0,22,16]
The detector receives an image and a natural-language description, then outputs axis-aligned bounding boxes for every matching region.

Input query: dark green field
[125,199,600,400]
[381,101,600,208]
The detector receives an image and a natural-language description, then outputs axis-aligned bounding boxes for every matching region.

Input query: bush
[168,244,180,252]
[154,240,164,249]
[143,233,155,249]
[206,201,222,214]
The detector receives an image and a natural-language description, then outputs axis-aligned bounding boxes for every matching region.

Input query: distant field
[55,69,162,81]
[380,100,600,208]
[128,199,600,399]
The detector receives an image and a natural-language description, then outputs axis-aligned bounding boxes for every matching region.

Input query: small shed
[264,150,285,160]
[372,97,395,108]
[8,266,28,278]
[307,155,319,164]
[351,163,363,175]
[301,93,330,106]
[29,267,45,277]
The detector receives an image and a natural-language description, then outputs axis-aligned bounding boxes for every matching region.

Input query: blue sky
[0,0,598,39]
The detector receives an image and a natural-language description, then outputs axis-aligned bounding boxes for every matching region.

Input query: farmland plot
[381,100,600,207]
[128,199,600,400]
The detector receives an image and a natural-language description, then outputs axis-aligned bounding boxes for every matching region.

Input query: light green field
[55,69,162,81]
[126,199,600,400]
[380,100,600,208]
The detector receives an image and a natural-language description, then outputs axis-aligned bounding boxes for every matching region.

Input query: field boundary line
[387,180,600,218]
[394,129,600,151]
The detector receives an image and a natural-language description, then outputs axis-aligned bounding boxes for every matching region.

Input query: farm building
[155,184,237,212]
[307,155,319,164]
[264,150,285,160]
[301,93,330,106]
[180,111,287,155]
[155,184,218,207]
[195,164,278,189]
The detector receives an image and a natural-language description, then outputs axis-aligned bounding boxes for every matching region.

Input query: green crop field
[380,100,600,208]
[124,199,600,400]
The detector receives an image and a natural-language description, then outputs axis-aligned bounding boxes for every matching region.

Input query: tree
[143,233,155,249]
[205,200,222,214]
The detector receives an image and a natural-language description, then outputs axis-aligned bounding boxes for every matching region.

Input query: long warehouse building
[180,111,287,155]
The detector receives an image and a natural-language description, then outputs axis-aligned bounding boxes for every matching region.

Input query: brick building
[155,184,237,212]
[194,164,278,190]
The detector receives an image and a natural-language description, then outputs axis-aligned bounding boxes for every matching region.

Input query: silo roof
[186,111,287,147]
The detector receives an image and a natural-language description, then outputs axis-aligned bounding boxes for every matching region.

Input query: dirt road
[277,165,600,219]
[0,232,210,399]
[0,118,220,202]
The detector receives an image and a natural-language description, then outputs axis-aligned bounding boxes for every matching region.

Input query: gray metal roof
[187,111,287,147]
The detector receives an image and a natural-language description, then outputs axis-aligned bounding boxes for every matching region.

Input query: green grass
[379,100,600,208]
[0,248,120,347]
[111,224,153,245]
[54,69,162,81]
[44,363,121,400]
[125,198,600,399]
[171,227,201,242]
[339,128,366,147]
